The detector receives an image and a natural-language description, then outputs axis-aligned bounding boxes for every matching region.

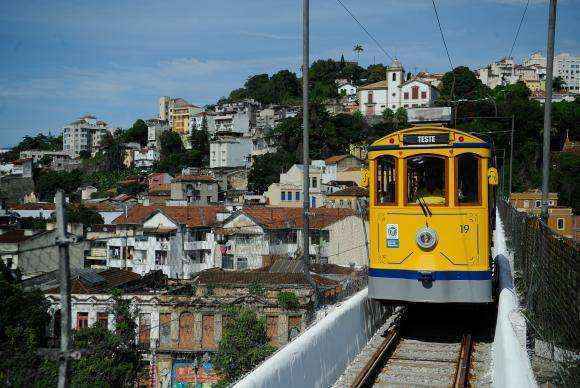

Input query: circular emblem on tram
[416,226,438,250]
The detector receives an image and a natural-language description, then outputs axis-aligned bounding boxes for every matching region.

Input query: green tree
[123,119,148,147]
[160,131,184,155]
[69,289,141,387]
[382,107,394,124]
[213,308,276,383]
[365,64,388,84]
[394,107,408,130]
[78,150,91,160]
[66,204,105,225]
[245,74,272,104]
[248,151,298,193]
[270,70,301,104]
[552,76,565,93]
[228,88,248,102]
[0,260,54,387]
[99,133,124,172]
[36,170,85,201]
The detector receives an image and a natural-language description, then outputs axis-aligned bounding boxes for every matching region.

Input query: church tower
[386,59,405,111]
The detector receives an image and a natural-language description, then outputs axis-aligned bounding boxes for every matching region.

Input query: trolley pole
[541,0,557,220]
[56,190,71,388]
[508,115,514,196]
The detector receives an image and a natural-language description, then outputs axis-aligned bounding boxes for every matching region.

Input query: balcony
[184,241,210,251]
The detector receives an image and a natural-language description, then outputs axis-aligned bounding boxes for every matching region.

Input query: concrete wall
[492,212,537,388]
[235,288,389,388]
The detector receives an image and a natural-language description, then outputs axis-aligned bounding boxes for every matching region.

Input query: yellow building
[509,190,575,239]
[167,98,202,146]
[326,186,368,209]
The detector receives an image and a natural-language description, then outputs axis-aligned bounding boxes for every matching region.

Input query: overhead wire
[507,0,531,60]
[334,0,394,61]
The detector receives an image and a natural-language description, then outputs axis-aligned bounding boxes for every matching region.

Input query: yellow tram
[366,125,498,303]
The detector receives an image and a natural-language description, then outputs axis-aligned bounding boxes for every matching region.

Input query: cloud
[239,31,299,41]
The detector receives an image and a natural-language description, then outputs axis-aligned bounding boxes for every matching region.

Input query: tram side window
[457,154,480,205]
[407,155,446,204]
[376,156,397,205]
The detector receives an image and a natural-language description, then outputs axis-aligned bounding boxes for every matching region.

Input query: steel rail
[350,327,400,388]
[453,333,474,388]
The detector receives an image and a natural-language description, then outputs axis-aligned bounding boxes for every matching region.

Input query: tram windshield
[376,156,396,205]
[407,155,446,205]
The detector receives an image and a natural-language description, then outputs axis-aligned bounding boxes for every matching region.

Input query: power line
[334,0,394,61]
[507,0,531,60]
[431,0,454,70]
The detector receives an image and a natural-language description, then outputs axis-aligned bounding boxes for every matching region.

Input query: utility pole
[508,115,515,195]
[301,0,311,275]
[541,0,557,220]
[56,190,71,388]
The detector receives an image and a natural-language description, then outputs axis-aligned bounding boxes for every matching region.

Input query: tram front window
[376,156,396,205]
[457,154,480,205]
[407,155,446,205]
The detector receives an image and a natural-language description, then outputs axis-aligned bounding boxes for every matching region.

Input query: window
[376,156,397,205]
[421,91,427,99]
[267,315,278,345]
[406,155,447,205]
[367,92,373,104]
[236,257,248,270]
[412,86,419,99]
[222,255,234,269]
[456,154,480,205]
[97,312,108,328]
[76,312,89,329]
[287,191,292,201]
[557,218,565,230]
[535,200,541,208]
[295,191,300,201]
[155,250,167,265]
[139,313,151,346]
[404,92,409,99]
[312,177,318,188]
[202,315,216,349]
[523,200,529,208]
[392,73,396,81]
[281,191,286,201]
[311,196,317,207]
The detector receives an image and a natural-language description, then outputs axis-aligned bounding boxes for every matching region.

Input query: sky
[1,0,578,147]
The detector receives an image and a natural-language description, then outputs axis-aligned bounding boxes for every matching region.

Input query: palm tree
[353,44,364,61]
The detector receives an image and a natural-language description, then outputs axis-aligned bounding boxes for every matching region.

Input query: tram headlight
[416,227,438,250]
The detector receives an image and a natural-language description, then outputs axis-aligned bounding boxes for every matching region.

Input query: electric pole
[301,0,312,280]
[56,190,71,388]
[541,0,557,220]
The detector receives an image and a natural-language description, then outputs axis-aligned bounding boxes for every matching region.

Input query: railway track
[348,305,493,388]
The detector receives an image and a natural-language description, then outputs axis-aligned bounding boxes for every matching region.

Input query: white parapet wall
[235,288,389,388]
[492,211,537,388]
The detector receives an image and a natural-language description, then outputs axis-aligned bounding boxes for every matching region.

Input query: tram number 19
[459,224,470,234]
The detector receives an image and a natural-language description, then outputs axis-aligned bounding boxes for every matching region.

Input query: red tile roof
[173,174,216,183]
[195,268,311,286]
[327,186,368,197]
[9,202,55,211]
[0,229,34,243]
[241,207,355,230]
[324,155,349,164]
[113,205,225,228]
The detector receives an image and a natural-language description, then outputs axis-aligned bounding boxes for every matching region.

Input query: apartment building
[219,207,368,268]
[19,150,70,166]
[158,97,202,147]
[554,53,580,93]
[62,115,109,158]
[146,118,169,149]
[509,190,575,239]
[134,148,160,170]
[107,205,226,278]
[264,163,325,208]
[209,135,252,168]
[169,175,219,205]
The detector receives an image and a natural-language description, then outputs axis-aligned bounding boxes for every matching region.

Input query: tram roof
[369,125,490,151]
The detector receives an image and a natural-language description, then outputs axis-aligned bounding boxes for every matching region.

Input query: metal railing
[498,199,579,385]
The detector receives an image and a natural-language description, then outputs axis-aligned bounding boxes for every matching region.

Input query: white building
[264,163,326,208]
[358,59,439,116]
[134,148,160,169]
[209,136,253,168]
[19,150,70,165]
[554,53,580,93]
[107,205,226,279]
[9,202,55,219]
[0,158,33,177]
[62,115,109,158]
[220,207,367,269]
[337,82,357,102]
[146,118,169,149]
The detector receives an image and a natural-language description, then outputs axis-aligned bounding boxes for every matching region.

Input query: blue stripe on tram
[368,268,492,281]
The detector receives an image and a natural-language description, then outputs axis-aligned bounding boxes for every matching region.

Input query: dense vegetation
[0,269,142,387]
